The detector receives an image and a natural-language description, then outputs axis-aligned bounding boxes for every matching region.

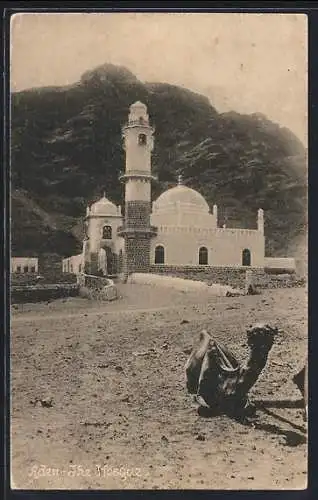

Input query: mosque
[62,101,291,278]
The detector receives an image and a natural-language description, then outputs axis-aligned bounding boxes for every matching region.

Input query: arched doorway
[98,248,107,275]
[155,245,165,264]
[199,246,208,265]
[242,248,251,266]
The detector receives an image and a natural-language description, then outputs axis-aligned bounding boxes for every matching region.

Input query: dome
[128,101,149,123]
[153,184,210,214]
[130,101,147,109]
[89,194,118,216]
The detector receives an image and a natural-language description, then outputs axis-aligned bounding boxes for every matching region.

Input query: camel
[185,323,279,418]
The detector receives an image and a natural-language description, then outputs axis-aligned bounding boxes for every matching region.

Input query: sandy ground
[11,283,307,490]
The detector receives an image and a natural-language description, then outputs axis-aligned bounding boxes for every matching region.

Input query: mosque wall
[150,226,265,267]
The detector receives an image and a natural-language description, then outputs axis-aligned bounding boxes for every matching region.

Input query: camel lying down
[185,323,280,418]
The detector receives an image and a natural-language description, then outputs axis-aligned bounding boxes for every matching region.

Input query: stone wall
[125,200,151,229]
[148,265,304,289]
[149,265,251,289]
[77,273,119,301]
[11,272,77,286]
[125,235,151,273]
[11,284,79,304]
[121,200,155,275]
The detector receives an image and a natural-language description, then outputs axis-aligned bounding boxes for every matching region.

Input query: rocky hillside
[11,63,307,258]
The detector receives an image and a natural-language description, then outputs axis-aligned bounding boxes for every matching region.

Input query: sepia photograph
[10,11,307,490]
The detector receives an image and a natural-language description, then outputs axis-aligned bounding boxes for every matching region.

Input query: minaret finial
[177,174,183,186]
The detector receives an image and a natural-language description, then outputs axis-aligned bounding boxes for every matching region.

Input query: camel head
[246,323,279,353]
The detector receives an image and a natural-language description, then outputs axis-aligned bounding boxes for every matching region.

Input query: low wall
[11,272,77,286]
[256,274,306,289]
[149,265,255,289]
[148,265,304,289]
[77,273,119,301]
[11,284,79,304]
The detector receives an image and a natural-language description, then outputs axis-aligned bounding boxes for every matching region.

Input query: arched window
[79,264,82,273]
[199,247,208,265]
[23,265,29,273]
[102,225,112,240]
[31,266,36,273]
[16,266,21,273]
[138,133,147,146]
[242,249,251,266]
[155,245,165,264]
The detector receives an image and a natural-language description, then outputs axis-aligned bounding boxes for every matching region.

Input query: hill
[11,63,307,258]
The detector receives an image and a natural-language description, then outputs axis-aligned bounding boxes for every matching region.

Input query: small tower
[177,174,183,186]
[83,194,122,275]
[213,204,218,226]
[118,102,157,279]
[257,208,264,234]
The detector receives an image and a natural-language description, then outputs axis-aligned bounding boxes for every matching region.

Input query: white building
[62,101,293,277]
[11,257,39,274]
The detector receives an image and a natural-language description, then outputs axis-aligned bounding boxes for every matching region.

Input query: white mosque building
[62,101,295,278]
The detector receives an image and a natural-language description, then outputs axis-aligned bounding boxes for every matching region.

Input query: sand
[11,283,307,490]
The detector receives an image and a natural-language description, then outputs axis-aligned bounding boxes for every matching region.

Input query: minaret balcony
[119,171,158,182]
[122,121,155,132]
[117,225,158,237]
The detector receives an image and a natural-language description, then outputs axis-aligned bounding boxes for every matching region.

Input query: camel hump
[199,329,212,343]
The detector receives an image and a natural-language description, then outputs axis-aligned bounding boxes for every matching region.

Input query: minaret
[118,102,157,279]
[257,208,264,234]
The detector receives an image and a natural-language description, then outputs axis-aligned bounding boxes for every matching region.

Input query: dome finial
[177,174,183,186]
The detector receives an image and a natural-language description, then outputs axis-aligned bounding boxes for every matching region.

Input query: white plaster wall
[126,178,151,202]
[113,234,125,255]
[150,227,265,267]
[62,254,83,274]
[124,127,153,173]
[87,215,123,253]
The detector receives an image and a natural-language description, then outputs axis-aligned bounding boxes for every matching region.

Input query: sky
[10,12,307,145]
